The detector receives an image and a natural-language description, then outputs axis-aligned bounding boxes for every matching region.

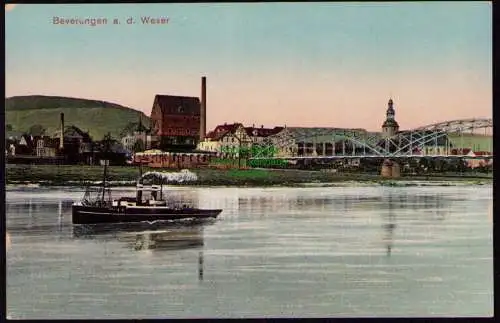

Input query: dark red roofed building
[211,122,243,136]
[204,129,230,141]
[244,125,284,138]
[150,95,201,151]
[201,123,283,144]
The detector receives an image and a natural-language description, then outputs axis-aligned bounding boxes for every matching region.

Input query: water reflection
[237,190,454,256]
[198,251,204,281]
[383,194,397,257]
[72,221,209,249]
[237,191,453,213]
[7,189,456,260]
[488,201,493,222]
[6,232,11,250]
[72,223,208,281]
[117,226,204,251]
[5,186,493,318]
[7,199,74,235]
[58,200,63,234]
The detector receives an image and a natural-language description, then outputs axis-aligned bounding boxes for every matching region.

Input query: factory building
[150,76,207,152]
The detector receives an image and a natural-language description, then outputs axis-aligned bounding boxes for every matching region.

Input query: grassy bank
[5,164,492,187]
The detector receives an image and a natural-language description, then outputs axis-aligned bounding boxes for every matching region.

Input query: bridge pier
[380,159,401,178]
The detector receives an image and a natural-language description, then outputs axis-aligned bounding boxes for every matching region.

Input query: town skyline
[6,3,492,132]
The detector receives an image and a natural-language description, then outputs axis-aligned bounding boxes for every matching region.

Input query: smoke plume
[141,169,198,183]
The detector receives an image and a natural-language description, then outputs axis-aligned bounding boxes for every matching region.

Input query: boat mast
[136,157,144,204]
[102,132,112,204]
[102,158,107,203]
[160,177,163,200]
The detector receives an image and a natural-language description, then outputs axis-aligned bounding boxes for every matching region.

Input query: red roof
[213,123,242,133]
[244,126,284,137]
[204,123,284,140]
[204,123,243,140]
[153,95,201,115]
[205,130,216,138]
[205,130,229,141]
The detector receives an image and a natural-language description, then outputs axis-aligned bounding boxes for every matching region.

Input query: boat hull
[72,205,222,225]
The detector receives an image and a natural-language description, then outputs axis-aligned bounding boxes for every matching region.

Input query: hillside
[5,95,150,140]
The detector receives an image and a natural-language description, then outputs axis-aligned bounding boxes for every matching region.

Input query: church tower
[381,98,399,138]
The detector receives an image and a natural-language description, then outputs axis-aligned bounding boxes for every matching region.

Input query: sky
[5,2,492,132]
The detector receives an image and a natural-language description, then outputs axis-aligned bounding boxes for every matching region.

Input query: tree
[6,124,13,131]
[100,132,114,159]
[120,122,137,138]
[28,124,46,136]
[133,138,145,153]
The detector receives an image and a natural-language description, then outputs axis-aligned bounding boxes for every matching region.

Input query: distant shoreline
[5,164,492,188]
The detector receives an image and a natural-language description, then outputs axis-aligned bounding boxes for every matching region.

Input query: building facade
[197,138,221,153]
[35,137,58,157]
[198,123,250,157]
[121,117,151,153]
[219,124,252,156]
[245,125,284,145]
[134,151,212,168]
[197,123,284,157]
[150,95,201,151]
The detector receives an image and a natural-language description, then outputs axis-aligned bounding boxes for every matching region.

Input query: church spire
[386,98,395,120]
[381,98,399,138]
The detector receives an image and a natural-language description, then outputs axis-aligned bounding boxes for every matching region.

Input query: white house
[198,123,284,157]
[121,129,152,153]
[197,138,221,153]
[197,123,250,157]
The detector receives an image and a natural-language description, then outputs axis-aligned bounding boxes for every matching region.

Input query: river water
[6,184,493,318]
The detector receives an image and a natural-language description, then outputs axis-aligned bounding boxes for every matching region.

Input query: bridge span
[247,118,493,160]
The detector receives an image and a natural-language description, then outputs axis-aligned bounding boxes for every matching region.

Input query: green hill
[5,95,150,140]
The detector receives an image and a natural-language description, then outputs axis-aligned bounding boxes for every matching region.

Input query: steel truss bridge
[248,118,493,160]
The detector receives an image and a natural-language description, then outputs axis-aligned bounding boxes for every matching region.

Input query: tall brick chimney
[59,112,64,150]
[200,76,207,141]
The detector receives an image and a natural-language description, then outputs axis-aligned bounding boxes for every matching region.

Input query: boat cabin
[118,172,192,209]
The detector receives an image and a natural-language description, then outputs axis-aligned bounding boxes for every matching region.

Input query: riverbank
[5,164,492,187]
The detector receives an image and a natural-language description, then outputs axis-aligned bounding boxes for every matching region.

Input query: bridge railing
[247,119,492,159]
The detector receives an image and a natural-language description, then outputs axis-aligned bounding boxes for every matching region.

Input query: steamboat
[72,161,222,225]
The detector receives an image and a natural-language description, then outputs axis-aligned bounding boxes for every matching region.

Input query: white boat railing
[136,184,162,191]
